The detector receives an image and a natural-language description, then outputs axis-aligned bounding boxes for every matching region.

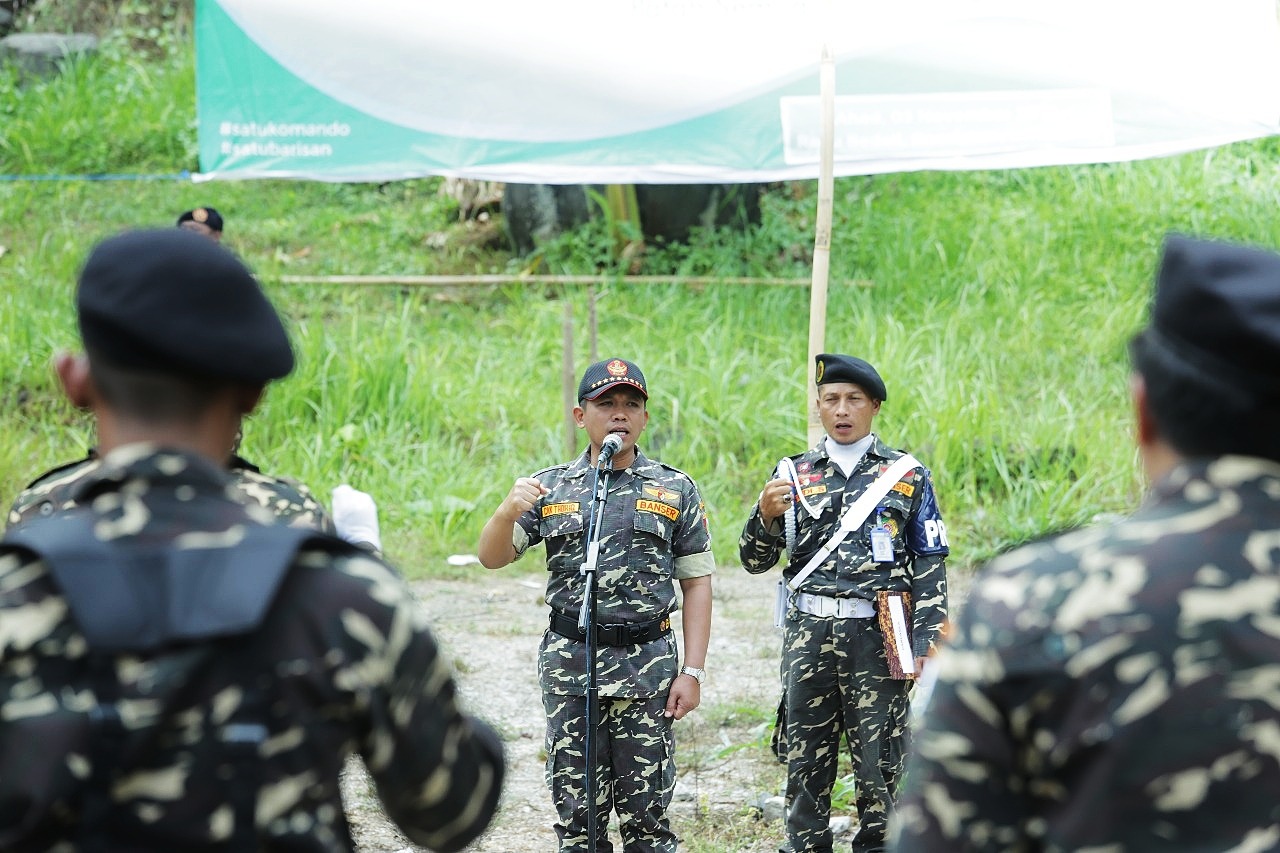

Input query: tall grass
[5,10,1280,579]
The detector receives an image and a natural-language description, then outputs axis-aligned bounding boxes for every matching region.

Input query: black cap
[814,353,886,401]
[76,229,294,383]
[1137,235,1280,400]
[176,207,223,232]
[578,358,648,402]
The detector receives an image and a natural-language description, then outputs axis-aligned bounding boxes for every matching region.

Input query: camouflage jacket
[0,444,502,852]
[738,434,949,658]
[6,449,335,533]
[892,455,1280,851]
[512,447,715,697]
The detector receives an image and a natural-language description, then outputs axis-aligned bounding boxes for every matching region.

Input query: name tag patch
[801,484,827,497]
[891,482,915,498]
[636,499,679,521]
[542,502,579,518]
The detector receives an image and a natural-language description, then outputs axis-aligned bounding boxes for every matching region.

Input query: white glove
[331,484,382,552]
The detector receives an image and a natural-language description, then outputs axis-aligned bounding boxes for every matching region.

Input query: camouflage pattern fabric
[890,455,1280,852]
[6,449,336,533]
[510,447,714,852]
[781,613,911,853]
[545,694,676,853]
[0,444,503,852]
[739,434,949,853]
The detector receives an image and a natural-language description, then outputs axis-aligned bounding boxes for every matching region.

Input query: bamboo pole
[273,274,843,288]
[807,39,836,447]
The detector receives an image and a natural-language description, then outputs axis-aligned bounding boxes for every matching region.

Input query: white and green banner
[196,0,1280,183]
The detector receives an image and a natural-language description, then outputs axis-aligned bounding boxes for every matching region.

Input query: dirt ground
[339,565,806,853]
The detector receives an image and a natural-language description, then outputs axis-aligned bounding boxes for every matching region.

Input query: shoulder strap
[786,453,920,592]
[4,514,328,652]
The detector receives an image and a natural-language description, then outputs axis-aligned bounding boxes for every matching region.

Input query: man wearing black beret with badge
[740,352,950,853]
[890,235,1280,850]
[0,229,503,851]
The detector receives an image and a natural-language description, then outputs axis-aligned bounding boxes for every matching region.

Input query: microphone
[598,433,623,465]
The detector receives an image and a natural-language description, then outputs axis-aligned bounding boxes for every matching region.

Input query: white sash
[785,452,920,592]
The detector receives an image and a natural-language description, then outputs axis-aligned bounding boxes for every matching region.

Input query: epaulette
[20,451,97,491]
[228,453,262,474]
[644,459,697,485]
[531,462,571,479]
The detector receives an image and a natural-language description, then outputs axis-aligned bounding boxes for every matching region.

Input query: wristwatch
[680,665,706,685]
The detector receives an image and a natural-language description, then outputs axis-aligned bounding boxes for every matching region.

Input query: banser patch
[891,481,914,498]
[636,499,679,521]
[542,502,579,518]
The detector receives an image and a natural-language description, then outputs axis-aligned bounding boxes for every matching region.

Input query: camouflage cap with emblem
[578,358,648,402]
[814,352,887,401]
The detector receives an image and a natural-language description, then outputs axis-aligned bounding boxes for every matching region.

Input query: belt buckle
[808,594,835,618]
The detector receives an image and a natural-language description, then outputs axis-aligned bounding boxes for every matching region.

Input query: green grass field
[5,4,1280,580]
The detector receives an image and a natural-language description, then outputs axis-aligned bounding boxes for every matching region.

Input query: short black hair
[1130,332,1280,462]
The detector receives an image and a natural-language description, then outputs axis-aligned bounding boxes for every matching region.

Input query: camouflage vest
[3,516,341,851]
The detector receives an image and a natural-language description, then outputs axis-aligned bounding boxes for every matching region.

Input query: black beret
[1139,234,1280,399]
[176,207,223,232]
[814,353,887,401]
[77,229,293,383]
[578,358,648,402]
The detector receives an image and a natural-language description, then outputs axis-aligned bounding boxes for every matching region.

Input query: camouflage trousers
[779,611,911,853]
[544,692,677,853]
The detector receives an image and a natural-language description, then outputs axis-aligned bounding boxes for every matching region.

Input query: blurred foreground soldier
[0,229,503,851]
[890,235,1280,851]
[477,357,714,853]
[740,353,949,853]
[7,441,335,533]
[177,205,224,241]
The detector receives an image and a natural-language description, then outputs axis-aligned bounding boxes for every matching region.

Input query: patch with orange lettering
[636,499,679,521]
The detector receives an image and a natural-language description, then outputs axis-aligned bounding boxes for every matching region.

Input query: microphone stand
[577,448,613,853]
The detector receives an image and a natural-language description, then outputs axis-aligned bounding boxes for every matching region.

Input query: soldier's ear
[1131,373,1157,447]
[54,351,93,410]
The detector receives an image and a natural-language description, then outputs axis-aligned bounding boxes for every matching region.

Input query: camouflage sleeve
[892,576,1043,851]
[906,470,949,657]
[348,559,505,850]
[909,553,947,658]
[672,477,714,579]
[738,504,784,575]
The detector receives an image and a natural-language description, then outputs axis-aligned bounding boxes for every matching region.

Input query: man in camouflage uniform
[890,235,1280,850]
[478,358,714,853]
[0,229,503,851]
[740,353,949,853]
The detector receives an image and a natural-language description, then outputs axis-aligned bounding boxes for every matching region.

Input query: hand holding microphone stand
[577,432,621,853]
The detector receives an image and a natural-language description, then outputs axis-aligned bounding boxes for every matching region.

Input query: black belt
[548,610,672,646]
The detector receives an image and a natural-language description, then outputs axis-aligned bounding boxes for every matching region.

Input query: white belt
[794,592,875,619]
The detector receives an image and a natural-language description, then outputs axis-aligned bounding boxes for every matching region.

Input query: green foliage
[6,14,1280,585]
